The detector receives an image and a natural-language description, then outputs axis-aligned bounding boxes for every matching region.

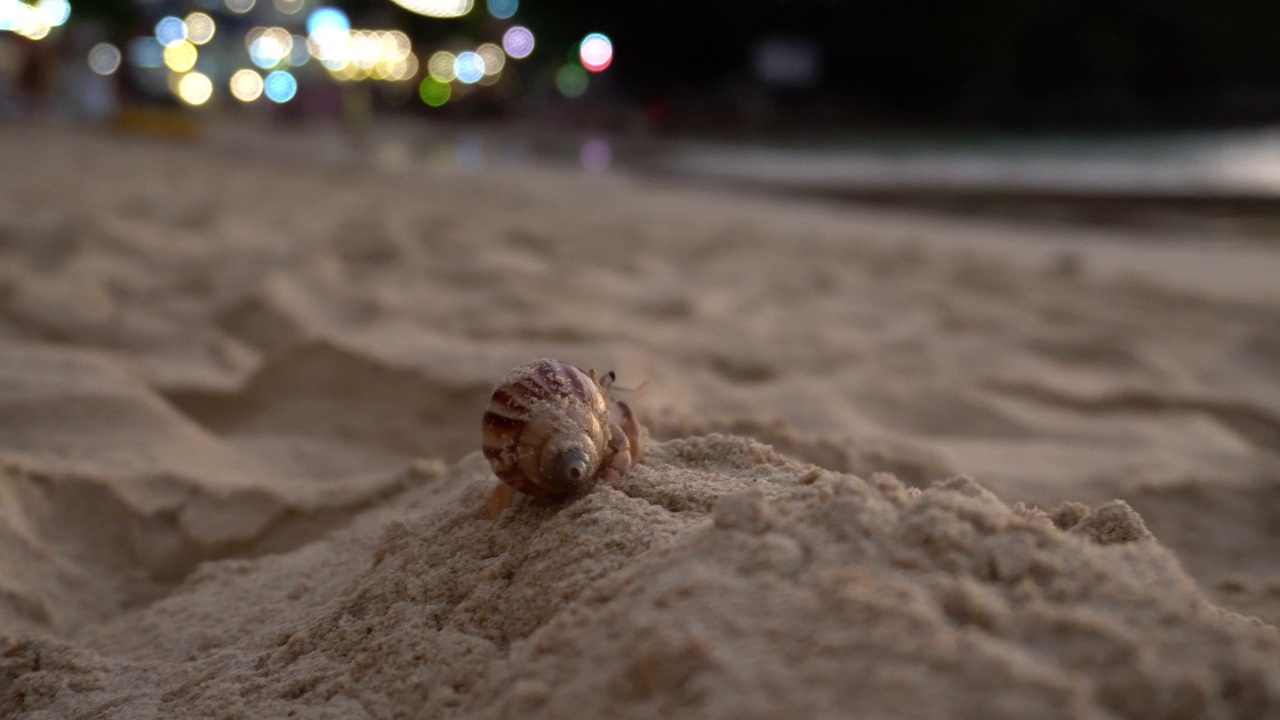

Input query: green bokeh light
[555,64,588,98]
[419,77,451,107]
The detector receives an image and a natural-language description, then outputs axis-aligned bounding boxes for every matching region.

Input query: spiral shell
[481,359,638,499]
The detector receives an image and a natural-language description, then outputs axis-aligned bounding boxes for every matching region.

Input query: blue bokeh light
[486,0,517,20]
[454,51,485,84]
[40,0,71,26]
[289,35,310,67]
[154,16,188,48]
[127,37,164,68]
[264,70,298,103]
[306,7,350,36]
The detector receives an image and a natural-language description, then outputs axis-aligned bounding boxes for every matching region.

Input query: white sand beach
[0,123,1276,719]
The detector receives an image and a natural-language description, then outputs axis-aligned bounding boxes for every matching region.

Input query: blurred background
[6,0,1280,225]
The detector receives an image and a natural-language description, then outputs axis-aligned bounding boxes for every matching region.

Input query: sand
[0,123,1277,719]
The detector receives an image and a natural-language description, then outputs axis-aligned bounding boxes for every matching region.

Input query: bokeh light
[304,24,415,81]
[388,30,411,57]
[0,2,20,32]
[486,0,516,19]
[163,41,198,73]
[176,72,213,106]
[419,77,450,107]
[155,16,187,48]
[386,0,472,19]
[274,0,305,14]
[21,23,49,40]
[248,27,292,69]
[1,0,68,38]
[428,51,457,82]
[555,63,588,97]
[289,35,310,67]
[400,53,421,81]
[127,37,163,69]
[502,26,534,59]
[264,70,298,103]
[87,43,121,76]
[229,69,264,102]
[225,0,255,14]
[185,13,215,45]
[348,31,380,69]
[308,33,349,70]
[580,137,612,173]
[307,6,349,35]
[454,51,484,84]
[579,32,613,72]
[0,1,20,31]
[35,0,69,26]
[476,43,504,75]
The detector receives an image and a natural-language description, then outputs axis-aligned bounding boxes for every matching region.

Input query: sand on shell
[0,124,1277,719]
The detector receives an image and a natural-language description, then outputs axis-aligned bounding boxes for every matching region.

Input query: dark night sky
[72,0,1280,126]
[370,0,1280,125]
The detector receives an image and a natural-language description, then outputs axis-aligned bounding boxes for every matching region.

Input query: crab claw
[601,420,632,483]
[612,400,643,462]
[488,483,514,519]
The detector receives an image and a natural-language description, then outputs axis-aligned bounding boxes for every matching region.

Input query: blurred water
[659,128,1280,199]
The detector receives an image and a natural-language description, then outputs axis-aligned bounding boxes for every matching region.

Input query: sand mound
[4,438,1277,719]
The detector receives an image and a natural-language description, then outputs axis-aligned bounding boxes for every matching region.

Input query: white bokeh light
[87,43,122,76]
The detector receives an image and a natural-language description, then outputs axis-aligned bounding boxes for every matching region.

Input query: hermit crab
[481,359,643,517]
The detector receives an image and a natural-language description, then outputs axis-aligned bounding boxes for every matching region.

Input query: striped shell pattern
[482,359,618,498]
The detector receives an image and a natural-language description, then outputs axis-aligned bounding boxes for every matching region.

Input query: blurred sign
[752,37,821,88]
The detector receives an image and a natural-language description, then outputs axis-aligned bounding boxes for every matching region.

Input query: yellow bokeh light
[303,25,411,80]
[247,27,292,63]
[177,72,214,105]
[395,53,420,81]
[19,23,52,40]
[229,69,264,102]
[185,12,216,45]
[5,1,56,39]
[336,63,367,82]
[388,31,412,60]
[307,35,332,60]
[273,0,305,14]
[349,31,381,69]
[428,51,457,82]
[385,0,472,19]
[163,42,198,73]
[266,27,292,50]
[476,43,504,75]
